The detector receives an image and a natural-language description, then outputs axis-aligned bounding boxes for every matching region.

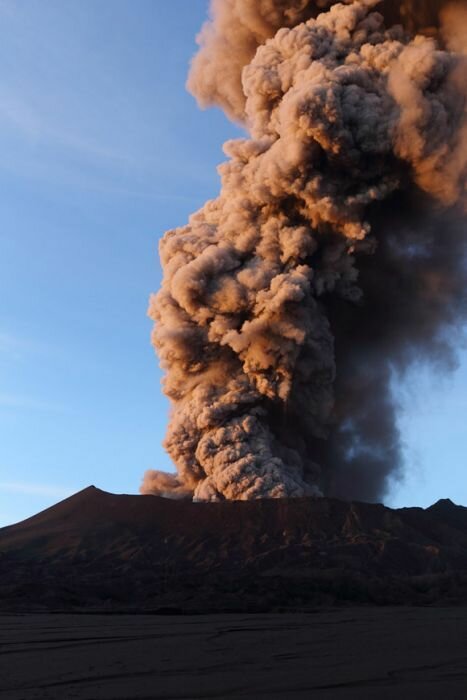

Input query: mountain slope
[2,487,467,611]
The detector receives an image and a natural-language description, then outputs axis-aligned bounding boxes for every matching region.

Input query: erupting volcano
[141,0,467,503]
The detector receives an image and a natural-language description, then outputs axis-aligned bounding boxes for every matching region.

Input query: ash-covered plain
[3,608,467,699]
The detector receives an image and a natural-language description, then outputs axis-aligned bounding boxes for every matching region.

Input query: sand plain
[1,607,467,699]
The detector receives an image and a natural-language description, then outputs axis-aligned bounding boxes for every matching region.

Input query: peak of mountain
[2,489,467,612]
[426,498,467,534]
[427,498,467,513]
[429,498,461,510]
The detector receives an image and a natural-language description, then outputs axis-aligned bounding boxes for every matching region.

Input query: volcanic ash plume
[142,0,467,502]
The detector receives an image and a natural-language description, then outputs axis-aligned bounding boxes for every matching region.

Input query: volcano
[2,487,467,612]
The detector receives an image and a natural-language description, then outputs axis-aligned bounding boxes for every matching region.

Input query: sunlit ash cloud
[142,0,467,503]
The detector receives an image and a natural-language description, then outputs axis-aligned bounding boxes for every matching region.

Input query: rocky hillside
[2,486,467,611]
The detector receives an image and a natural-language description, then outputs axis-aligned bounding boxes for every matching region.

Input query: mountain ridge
[2,487,467,612]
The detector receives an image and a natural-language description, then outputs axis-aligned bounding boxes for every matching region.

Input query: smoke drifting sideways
[141,0,467,503]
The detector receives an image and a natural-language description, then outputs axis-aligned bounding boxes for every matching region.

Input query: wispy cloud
[0,330,62,366]
[0,331,29,359]
[0,82,217,196]
[0,89,40,138]
[0,330,48,357]
[0,333,65,414]
[0,0,18,19]
[0,481,73,498]
[0,393,63,412]
[0,85,169,176]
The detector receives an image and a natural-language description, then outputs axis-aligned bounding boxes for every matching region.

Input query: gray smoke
[187,0,460,122]
[142,0,467,502]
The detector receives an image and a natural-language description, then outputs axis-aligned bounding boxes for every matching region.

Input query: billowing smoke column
[142,0,467,502]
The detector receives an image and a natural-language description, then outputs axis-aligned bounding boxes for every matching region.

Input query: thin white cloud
[0,0,18,19]
[0,85,161,173]
[0,154,207,201]
[0,481,73,498]
[0,330,56,360]
[0,84,218,193]
[0,89,40,138]
[0,393,63,412]
[0,331,28,359]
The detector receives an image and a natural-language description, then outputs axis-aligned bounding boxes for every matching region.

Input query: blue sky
[0,0,465,527]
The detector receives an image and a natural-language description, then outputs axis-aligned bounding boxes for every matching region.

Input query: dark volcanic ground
[2,608,467,699]
[2,486,467,611]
